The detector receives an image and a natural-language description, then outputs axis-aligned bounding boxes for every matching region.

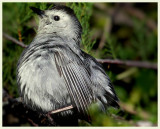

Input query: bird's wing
[52,45,95,116]
[82,52,119,110]
[17,43,94,116]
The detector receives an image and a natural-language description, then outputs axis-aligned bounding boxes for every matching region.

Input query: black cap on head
[30,6,45,18]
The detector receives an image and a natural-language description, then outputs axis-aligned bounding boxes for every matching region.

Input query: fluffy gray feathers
[17,5,119,120]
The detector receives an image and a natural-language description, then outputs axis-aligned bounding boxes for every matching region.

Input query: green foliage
[94,3,157,126]
[3,3,51,96]
[79,104,131,126]
[101,19,157,61]
[100,35,118,59]
[67,3,96,53]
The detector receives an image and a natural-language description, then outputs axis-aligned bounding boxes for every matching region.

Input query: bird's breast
[17,45,72,113]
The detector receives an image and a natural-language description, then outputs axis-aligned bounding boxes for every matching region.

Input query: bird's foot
[46,112,55,126]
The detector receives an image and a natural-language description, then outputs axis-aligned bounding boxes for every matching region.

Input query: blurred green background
[3,2,157,126]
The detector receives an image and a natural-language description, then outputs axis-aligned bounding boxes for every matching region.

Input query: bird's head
[30,5,82,43]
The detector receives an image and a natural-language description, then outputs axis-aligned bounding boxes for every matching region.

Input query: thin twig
[27,118,39,126]
[50,105,74,114]
[3,33,157,70]
[125,4,157,31]
[3,33,27,48]
[3,95,73,114]
[97,59,157,70]
[94,3,156,31]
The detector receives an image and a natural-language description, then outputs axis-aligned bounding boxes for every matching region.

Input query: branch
[4,96,73,115]
[3,33,157,70]
[50,105,73,114]
[27,118,39,126]
[3,33,27,48]
[94,3,157,31]
[97,59,157,70]
[3,93,74,126]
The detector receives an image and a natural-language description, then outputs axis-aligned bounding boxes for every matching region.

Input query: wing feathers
[54,49,94,116]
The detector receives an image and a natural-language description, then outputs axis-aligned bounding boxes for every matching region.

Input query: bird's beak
[30,6,45,18]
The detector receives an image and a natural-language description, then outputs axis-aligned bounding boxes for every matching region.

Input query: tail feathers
[98,92,120,110]
[106,93,119,108]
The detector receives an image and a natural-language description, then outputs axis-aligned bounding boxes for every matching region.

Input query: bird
[16,5,119,126]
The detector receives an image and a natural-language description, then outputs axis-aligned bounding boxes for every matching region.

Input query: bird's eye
[53,15,60,21]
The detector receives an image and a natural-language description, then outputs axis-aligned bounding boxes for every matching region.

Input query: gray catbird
[17,5,119,126]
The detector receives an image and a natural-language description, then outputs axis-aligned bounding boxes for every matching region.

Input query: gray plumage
[17,5,119,124]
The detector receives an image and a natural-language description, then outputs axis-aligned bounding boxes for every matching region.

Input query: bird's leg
[46,111,55,125]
